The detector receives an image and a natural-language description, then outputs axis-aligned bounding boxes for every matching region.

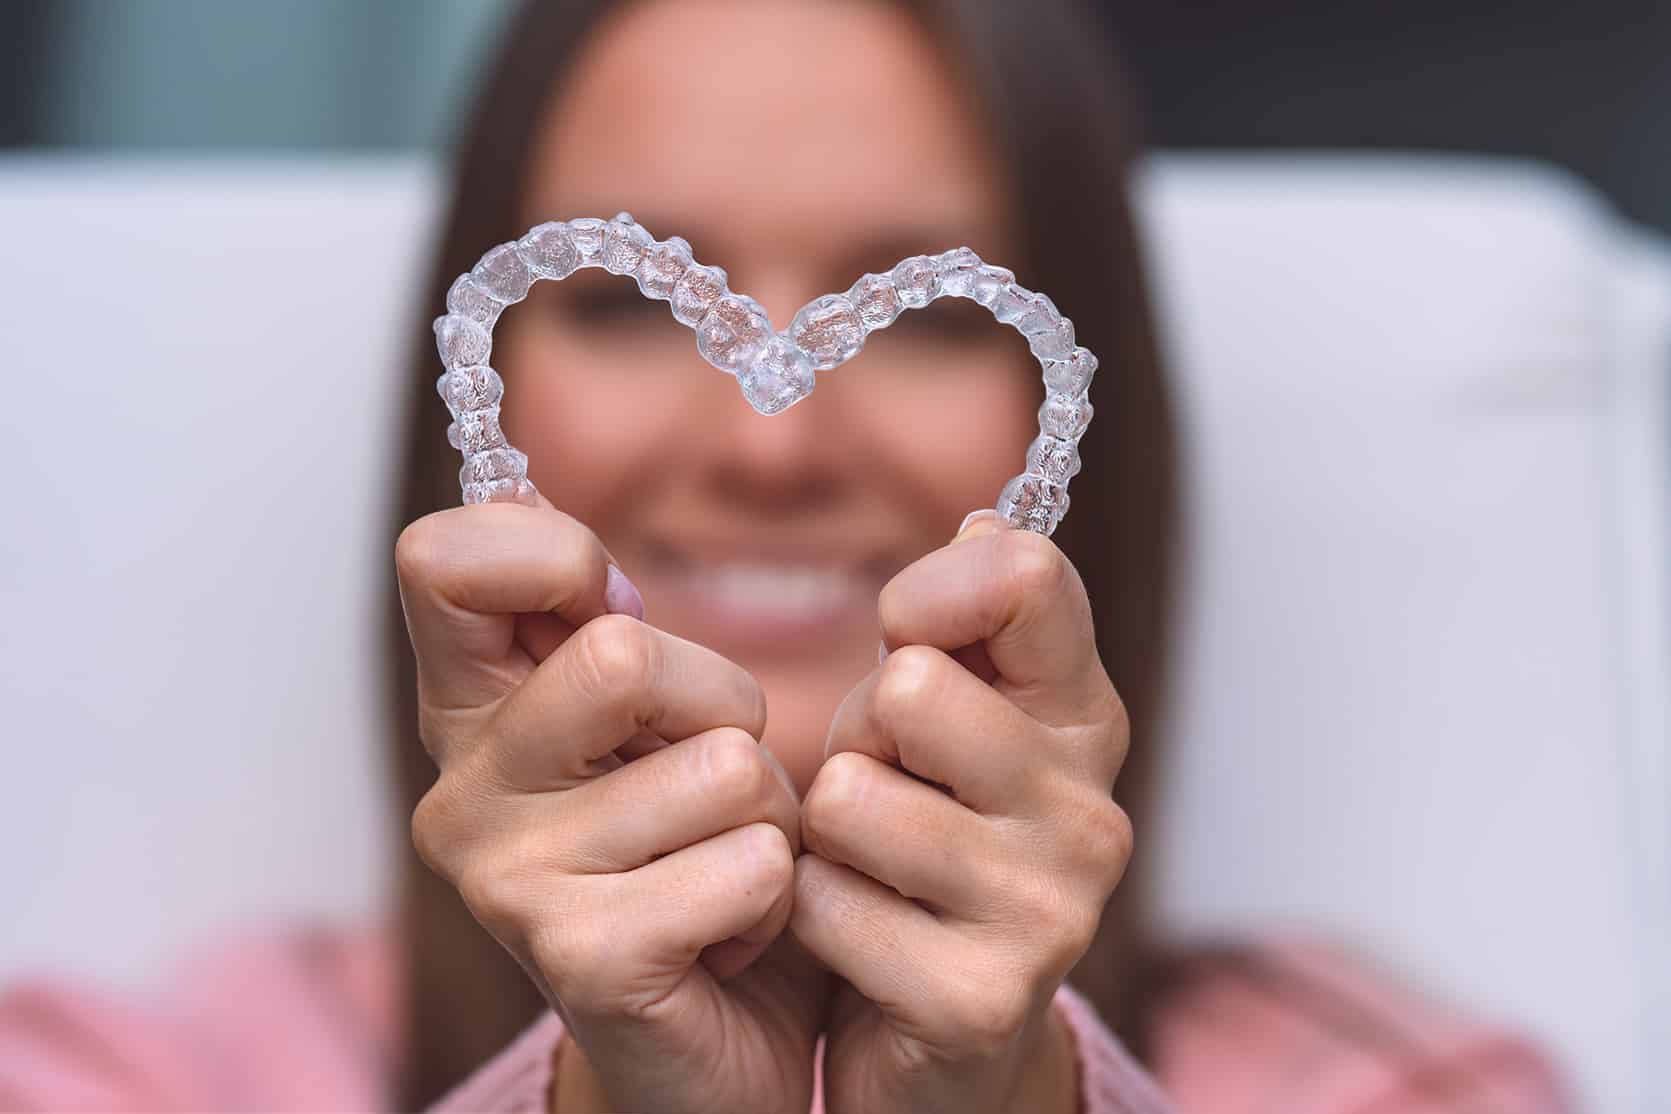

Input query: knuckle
[416,782,564,947]
[393,513,443,588]
[803,750,871,843]
[802,748,868,828]
[738,670,770,739]
[1060,905,1107,970]
[737,821,796,891]
[1038,929,1094,988]
[874,572,909,640]
[454,856,529,942]
[453,825,566,946]
[572,612,657,698]
[942,974,1032,1060]
[870,644,941,728]
[1001,529,1069,600]
[1005,868,1097,975]
[698,728,775,809]
[1103,812,1136,892]
[1091,799,1135,877]
[409,779,469,878]
[982,985,1034,1051]
[1098,681,1132,758]
[1065,793,1134,892]
[1028,876,1104,975]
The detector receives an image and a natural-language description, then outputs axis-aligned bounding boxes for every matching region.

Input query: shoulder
[1147,935,1573,1113]
[0,920,399,1111]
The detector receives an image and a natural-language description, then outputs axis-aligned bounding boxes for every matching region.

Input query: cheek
[831,348,1039,515]
[493,316,706,523]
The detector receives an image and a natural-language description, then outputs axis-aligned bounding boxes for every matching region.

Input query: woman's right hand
[395,498,824,1114]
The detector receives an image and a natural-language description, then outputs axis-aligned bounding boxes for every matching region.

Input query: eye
[886,297,992,345]
[549,279,665,329]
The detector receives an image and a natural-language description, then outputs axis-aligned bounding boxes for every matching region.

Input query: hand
[790,511,1132,1114]
[396,496,824,1114]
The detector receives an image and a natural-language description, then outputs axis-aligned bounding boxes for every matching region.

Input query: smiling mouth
[640,537,893,644]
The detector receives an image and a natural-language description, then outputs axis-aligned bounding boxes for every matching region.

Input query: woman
[0,1,1569,1111]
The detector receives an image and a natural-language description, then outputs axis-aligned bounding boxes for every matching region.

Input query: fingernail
[604,563,644,620]
[878,638,890,664]
[953,508,1000,544]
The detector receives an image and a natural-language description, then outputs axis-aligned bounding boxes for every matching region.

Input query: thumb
[876,509,1006,679]
[950,507,1007,545]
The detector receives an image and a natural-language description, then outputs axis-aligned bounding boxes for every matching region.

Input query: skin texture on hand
[550,987,1081,1114]
[542,512,1123,1114]
[398,496,827,1114]
[789,510,1132,1114]
[550,1023,620,1114]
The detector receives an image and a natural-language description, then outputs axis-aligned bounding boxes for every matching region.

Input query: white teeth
[688,563,859,619]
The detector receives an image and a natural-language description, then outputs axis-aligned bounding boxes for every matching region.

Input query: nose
[699,359,845,515]
[693,265,854,517]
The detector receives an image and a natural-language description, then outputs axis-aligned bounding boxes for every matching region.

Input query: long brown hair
[384,0,1175,1103]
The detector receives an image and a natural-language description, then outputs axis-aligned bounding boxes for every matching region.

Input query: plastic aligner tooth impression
[432,212,1102,535]
[637,236,693,300]
[446,275,503,329]
[968,264,1016,307]
[1026,433,1083,485]
[789,293,865,371]
[567,218,607,265]
[934,247,983,297]
[435,366,504,412]
[472,243,534,303]
[434,314,491,370]
[696,292,773,374]
[602,212,654,275]
[671,262,728,326]
[1038,392,1094,441]
[1043,347,1098,397]
[847,272,902,331]
[517,221,581,279]
[998,473,1071,535]
[740,334,816,415]
[890,254,942,308]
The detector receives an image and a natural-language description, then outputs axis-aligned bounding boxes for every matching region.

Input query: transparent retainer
[434,212,1097,536]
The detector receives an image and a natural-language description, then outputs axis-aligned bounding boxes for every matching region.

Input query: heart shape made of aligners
[433,212,1097,536]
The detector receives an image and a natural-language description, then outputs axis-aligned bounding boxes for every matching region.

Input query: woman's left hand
[790,511,1133,1114]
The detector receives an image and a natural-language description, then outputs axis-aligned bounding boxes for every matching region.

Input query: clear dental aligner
[433,212,1097,536]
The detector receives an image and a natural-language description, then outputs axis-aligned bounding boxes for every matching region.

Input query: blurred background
[1,2,1666,1111]
[3,0,1669,235]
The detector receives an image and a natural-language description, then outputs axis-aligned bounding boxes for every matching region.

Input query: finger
[801,751,999,918]
[596,822,797,996]
[613,729,672,762]
[516,557,646,665]
[826,644,1046,813]
[506,492,621,664]
[483,616,768,788]
[791,854,963,1026]
[395,502,619,711]
[543,726,799,874]
[698,872,795,982]
[877,517,1112,727]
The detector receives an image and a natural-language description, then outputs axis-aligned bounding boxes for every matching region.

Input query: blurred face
[498,0,1037,791]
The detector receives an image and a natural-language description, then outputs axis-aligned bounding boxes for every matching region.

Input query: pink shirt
[0,923,1568,1112]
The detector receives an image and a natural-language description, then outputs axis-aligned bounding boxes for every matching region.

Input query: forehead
[522,0,1010,267]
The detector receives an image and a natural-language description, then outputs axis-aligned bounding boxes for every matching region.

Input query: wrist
[550,1034,615,1114]
[1004,996,1080,1114]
